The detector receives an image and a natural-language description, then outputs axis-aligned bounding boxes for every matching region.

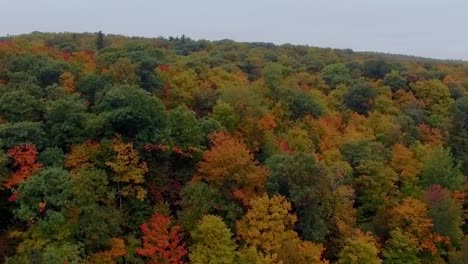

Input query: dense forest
[0,31,466,264]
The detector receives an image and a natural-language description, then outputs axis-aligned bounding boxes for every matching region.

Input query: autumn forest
[0,32,466,263]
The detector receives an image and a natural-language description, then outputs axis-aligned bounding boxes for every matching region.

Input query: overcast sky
[1,0,467,60]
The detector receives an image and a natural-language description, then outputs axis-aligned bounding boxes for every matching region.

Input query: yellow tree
[237,194,327,263]
[196,132,268,205]
[390,144,422,187]
[59,71,75,93]
[106,139,148,202]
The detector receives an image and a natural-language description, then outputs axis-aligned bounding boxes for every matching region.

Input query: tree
[354,160,398,220]
[196,132,268,205]
[64,140,101,173]
[211,101,239,132]
[344,83,377,115]
[321,63,352,88]
[338,231,381,264]
[59,71,75,92]
[70,168,121,251]
[420,146,464,190]
[3,144,42,189]
[236,194,298,262]
[108,58,139,85]
[390,144,422,188]
[362,59,392,79]
[168,106,203,150]
[136,214,187,264]
[448,96,468,175]
[424,185,463,247]
[44,96,88,148]
[266,152,331,242]
[14,167,71,221]
[0,90,42,122]
[106,139,148,201]
[383,228,421,264]
[179,182,242,231]
[189,215,237,264]
[285,89,326,119]
[95,85,166,142]
[96,31,105,50]
[383,70,408,92]
[0,121,47,149]
[387,198,447,255]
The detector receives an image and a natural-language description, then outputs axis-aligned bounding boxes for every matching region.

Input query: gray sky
[1,0,467,60]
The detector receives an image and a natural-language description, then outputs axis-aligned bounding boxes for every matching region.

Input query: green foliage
[45,96,89,148]
[168,106,203,150]
[0,90,43,122]
[14,167,71,221]
[285,89,326,119]
[266,152,330,241]
[344,83,377,115]
[95,85,167,142]
[383,70,408,92]
[338,232,381,264]
[38,147,64,167]
[420,146,464,190]
[321,63,352,88]
[179,182,242,231]
[0,121,47,149]
[189,215,237,264]
[383,229,421,264]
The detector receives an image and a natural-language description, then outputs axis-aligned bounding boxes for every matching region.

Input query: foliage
[1,32,467,263]
[189,215,237,264]
[136,213,187,264]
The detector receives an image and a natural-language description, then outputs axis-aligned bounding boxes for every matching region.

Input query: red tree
[3,144,42,189]
[136,214,187,264]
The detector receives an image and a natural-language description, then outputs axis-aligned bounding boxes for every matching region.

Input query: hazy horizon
[1,0,467,61]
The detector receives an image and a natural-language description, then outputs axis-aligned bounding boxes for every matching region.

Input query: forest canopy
[0,32,466,263]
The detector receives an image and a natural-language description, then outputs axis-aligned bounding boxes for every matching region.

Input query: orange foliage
[196,132,268,205]
[418,124,443,146]
[388,198,448,254]
[59,71,75,92]
[258,112,277,131]
[390,144,422,183]
[3,144,42,189]
[136,214,187,264]
[65,141,101,173]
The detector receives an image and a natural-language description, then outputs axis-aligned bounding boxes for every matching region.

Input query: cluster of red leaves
[136,214,187,264]
[3,144,42,189]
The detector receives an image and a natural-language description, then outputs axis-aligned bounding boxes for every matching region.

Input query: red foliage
[158,64,170,72]
[8,193,16,203]
[136,214,187,264]
[3,145,42,189]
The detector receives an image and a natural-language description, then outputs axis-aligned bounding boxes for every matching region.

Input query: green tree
[266,152,330,242]
[425,185,463,247]
[383,228,421,264]
[168,106,203,150]
[189,215,237,264]
[344,83,377,115]
[338,231,381,264]
[95,85,166,142]
[383,70,408,92]
[420,146,464,190]
[321,63,352,88]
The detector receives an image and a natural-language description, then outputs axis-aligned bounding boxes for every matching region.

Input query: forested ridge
[0,32,466,263]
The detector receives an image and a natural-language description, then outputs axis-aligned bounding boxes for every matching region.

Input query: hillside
[0,32,466,263]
